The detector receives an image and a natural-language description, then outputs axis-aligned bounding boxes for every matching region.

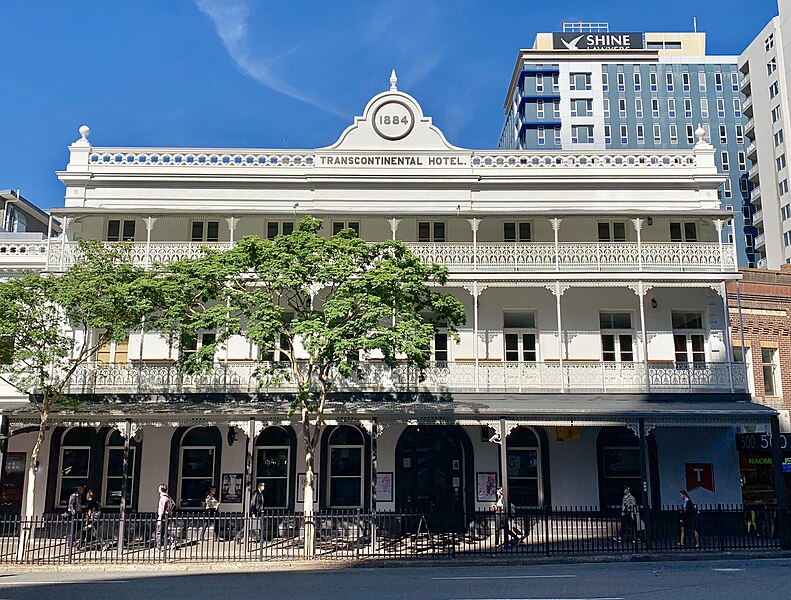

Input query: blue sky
[0,0,780,209]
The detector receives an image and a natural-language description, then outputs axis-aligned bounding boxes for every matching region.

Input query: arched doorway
[596,427,660,510]
[395,426,472,530]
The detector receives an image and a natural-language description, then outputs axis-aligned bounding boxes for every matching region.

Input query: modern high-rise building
[739,1,791,269]
[498,25,755,267]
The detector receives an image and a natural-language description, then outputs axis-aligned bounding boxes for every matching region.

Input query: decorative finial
[695,123,706,143]
[79,125,90,140]
[390,69,398,91]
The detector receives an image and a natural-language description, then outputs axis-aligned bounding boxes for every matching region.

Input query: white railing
[65,361,748,395]
[0,241,48,258]
[43,241,736,273]
[86,148,699,171]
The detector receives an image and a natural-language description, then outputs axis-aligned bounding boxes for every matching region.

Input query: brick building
[729,267,791,505]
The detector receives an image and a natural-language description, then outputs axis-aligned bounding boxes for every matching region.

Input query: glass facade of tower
[499,60,756,267]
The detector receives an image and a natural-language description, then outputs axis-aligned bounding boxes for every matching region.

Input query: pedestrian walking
[200,486,223,541]
[679,489,700,548]
[155,483,174,550]
[65,485,85,548]
[236,482,267,544]
[615,486,637,543]
[81,489,110,551]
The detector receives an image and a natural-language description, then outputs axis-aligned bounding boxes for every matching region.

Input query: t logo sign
[685,463,715,492]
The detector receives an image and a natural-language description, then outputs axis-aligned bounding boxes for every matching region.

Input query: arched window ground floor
[3,421,749,516]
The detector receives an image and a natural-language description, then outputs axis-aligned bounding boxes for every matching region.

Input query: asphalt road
[0,558,788,600]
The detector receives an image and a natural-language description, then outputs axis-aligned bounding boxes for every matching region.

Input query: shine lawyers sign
[553,32,644,51]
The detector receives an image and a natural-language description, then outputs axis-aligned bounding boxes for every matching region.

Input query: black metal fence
[0,505,787,563]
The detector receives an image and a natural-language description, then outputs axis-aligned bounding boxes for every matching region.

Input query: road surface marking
[712,568,745,572]
[434,575,577,580]
[449,597,624,600]
[0,580,130,586]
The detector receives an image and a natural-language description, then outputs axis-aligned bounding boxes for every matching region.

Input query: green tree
[155,216,465,553]
[0,241,157,529]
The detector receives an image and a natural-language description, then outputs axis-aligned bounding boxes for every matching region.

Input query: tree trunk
[302,437,316,558]
[16,407,47,561]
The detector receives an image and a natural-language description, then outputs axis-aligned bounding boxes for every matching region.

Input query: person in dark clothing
[65,485,85,548]
[81,489,110,551]
[236,482,266,544]
[679,489,700,548]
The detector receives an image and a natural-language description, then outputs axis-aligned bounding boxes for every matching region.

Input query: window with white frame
[700,98,709,119]
[191,220,219,242]
[601,72,609,91]
[653,124,661,144]
[667,98,676,118]
[765,33,775,51]
[785,231,791,247]
[178,427,219,508]
[554,127,561,146]
[266,221,294,240]
[418,221,446,242]
[651,98,660,118]
[738,151,747,171]
[572,125,593,143]
[636,124,645,144]
[672,312,706,365]
[617,72,625,91]
[107,219,136,242]
[733,98,742,118]
[553,100,560,118]
[537,126,545,146]
[775,129,784,147]
[535,74,544,92]
[503,311,538,362]
[650,72,658,91]
[686,125,695,144]
[666,72,674,91]
[721,151,730,171]
[603,98,610,118]
[720,125,728,144]
[506,427,541,508]
[684,98,692,119]
[536,99,545,118]
[761,348,781,397]
[772,105,782,123]
[598,221,627,242]
[600,312,634,362]
[332,221,360,236]
[571,99,592,117]
[768,57,777,75]
[552,73,559,92]
[504,222,531,242]
[682,72,690,91]
[327,426,364,508]
[633,71,641,91]
[715,72,723,91]
[570,73,591,91]
[717,98,725,118]
[698,71,706,91]
[635,98,643,119]
[670,221,698,242]
[670,124,678,145]
[57,429,91,507]
[731,72,739,91]
[777,153,787,171]
[255,426,291,508]
[779,179,789,196]
[620,124,628,144]
[736,124,744,144]
[103,430,136,508]
[723,179,732,198]
[604,125,612,144]
[771,81,780,98]
[181,331,216,360]
[618,98,627,118]
[782,204,791,221]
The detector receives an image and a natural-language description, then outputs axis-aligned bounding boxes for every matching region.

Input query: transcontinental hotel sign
[318,155,468,167]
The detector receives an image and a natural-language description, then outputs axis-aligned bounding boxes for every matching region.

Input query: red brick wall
[727,269,791,413]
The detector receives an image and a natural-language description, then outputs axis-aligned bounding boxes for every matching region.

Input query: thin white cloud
[195,0,347,119]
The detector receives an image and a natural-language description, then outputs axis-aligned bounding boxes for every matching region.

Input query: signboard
[685,463,715,492]
[737,432,790,452]
[553,32,644,51]
[221,473,243,503]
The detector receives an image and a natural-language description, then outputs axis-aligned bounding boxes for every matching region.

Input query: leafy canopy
[154,216,466,403]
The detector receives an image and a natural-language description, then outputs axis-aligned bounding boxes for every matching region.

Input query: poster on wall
[476,472,498,502]
[298,473,319,503]
[221,473,243,503]
[375,472,393,502]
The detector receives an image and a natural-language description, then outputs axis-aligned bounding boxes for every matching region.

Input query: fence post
[544,506,551,557]
[68,517,75,564]
[163,515,168,564]
[258,513,264,561]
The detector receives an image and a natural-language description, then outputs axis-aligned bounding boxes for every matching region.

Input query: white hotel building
[0,81,777,520]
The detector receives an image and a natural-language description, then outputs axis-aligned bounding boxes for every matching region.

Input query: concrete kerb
[2,550,791,574]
